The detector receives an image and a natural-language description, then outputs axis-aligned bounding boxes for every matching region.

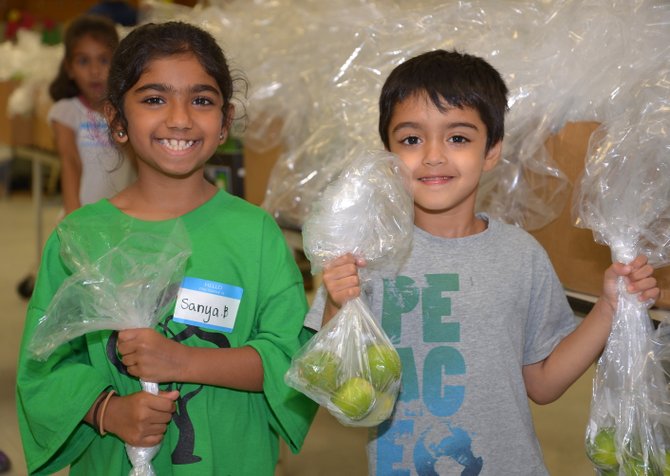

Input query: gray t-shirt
[305,215,578,475]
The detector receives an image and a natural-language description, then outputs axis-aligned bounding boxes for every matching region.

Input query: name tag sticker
[173,277,243,332]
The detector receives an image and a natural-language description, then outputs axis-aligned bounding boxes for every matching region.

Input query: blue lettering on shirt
[375,273,482,475]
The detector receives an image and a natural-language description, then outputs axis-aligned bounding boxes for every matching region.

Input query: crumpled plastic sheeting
[573,65,670,474]
[128,1,670,230]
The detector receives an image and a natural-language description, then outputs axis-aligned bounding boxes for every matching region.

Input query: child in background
[18,21,317,475]
[305,50,659,475]
[48,14,135,215]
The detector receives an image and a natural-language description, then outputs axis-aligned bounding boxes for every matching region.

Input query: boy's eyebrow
[392,121,480,133]
[133,83,221,96]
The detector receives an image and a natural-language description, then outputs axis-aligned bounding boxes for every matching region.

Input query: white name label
[173,277,243,332]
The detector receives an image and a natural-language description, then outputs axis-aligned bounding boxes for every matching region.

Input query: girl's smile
[120,52,227,179]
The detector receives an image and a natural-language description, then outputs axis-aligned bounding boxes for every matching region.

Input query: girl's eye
[143,97,164,105]
[193,96,214,106]
[448,135,469,144]
[400,135,421,146]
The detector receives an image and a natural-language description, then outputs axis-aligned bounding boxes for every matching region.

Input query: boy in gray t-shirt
[305,50,659,475]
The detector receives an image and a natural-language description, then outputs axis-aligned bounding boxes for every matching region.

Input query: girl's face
[66,34,113,106]
[119,53,228,180]
[387,92,501,230]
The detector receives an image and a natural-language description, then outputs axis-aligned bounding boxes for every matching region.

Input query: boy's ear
[483,140,502,172]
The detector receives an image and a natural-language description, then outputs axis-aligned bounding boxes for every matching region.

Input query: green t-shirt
[17,191,317,475]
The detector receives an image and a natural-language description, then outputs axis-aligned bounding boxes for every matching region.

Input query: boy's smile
[387,92,501,236]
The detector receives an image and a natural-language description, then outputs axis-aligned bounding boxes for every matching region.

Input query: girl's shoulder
[47,97,87,126]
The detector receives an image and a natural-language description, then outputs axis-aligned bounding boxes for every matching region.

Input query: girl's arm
[522,255,659,405]
[116,329,265,391]
[83,389,179,447]
[51,121,81,214]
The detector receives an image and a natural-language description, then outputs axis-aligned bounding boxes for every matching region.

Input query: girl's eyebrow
[133,83,221,96]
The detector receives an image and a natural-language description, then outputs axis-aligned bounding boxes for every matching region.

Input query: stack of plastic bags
[573,66,670,476]
[29,218,191,476]
[285,148,413,426]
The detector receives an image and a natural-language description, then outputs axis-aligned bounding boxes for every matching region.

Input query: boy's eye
[400,135,421,146]
[448,135,469,144]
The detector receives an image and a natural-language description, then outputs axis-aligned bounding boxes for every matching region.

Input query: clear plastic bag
[573,67,670,475]
[29,217,192,476]
[285,149,413,427]
[286,297,403,426]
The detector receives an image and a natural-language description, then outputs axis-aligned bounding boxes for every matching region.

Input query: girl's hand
[322,253,366,309]
[105,390,179,447]
[117,329,185,383]
[602,254,659,313]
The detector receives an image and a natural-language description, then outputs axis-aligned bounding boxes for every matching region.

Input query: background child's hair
[48,14,119,102]
[378,49,509,152]
[106,21,244,135]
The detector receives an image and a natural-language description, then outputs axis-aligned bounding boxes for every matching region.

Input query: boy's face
[386,92,501,228]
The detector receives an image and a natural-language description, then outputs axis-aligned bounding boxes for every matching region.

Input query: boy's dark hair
[49,15,119,101]
[379,49,509,151]
[106,21,243,134]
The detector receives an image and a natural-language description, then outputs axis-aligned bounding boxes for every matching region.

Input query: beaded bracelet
[98,390,117,436]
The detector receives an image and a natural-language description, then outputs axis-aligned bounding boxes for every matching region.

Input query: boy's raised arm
[522,255,658,404]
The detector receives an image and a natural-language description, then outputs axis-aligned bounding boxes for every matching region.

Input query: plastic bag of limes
[285,296,401,427]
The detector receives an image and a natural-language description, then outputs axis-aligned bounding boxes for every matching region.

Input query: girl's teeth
[160,139,194,150]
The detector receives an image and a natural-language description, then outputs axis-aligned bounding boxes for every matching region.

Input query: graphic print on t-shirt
[107,315,231,465]
[374,273,483,475]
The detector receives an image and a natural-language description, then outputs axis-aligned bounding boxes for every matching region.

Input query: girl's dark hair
[48,14,119,101]
[379,49,509,152]
[106,21,243,133]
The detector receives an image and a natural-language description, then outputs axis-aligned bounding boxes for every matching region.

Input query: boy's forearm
[322,300,339,326]
[524,299,613,404]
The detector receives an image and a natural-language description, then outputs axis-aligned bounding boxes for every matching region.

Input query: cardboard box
[531,121,670,309]
[0,80,34,147]
[242,116,283,206]
[32,85,55,151]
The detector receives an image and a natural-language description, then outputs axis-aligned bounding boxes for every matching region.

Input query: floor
[0,189,597,475]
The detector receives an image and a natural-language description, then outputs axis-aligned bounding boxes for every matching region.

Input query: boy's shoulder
[485,215,548,254]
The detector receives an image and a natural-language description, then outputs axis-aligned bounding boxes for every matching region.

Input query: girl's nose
[166,102,192,129]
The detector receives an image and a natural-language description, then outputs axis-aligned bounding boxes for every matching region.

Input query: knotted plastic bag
[285,148,413,427]
[573,68,670,475]
[29,217,192,476]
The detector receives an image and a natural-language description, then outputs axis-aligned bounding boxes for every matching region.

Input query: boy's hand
[322,253,366,309]
[602,254,659,313]
[105,390,179,447]
[117,328,185,383]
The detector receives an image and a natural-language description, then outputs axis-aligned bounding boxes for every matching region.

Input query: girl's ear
[219,104,235,145]
[103,101,128,144]
[483,140,502,172]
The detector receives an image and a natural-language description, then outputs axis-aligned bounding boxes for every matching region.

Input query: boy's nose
[423,142,446,166]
